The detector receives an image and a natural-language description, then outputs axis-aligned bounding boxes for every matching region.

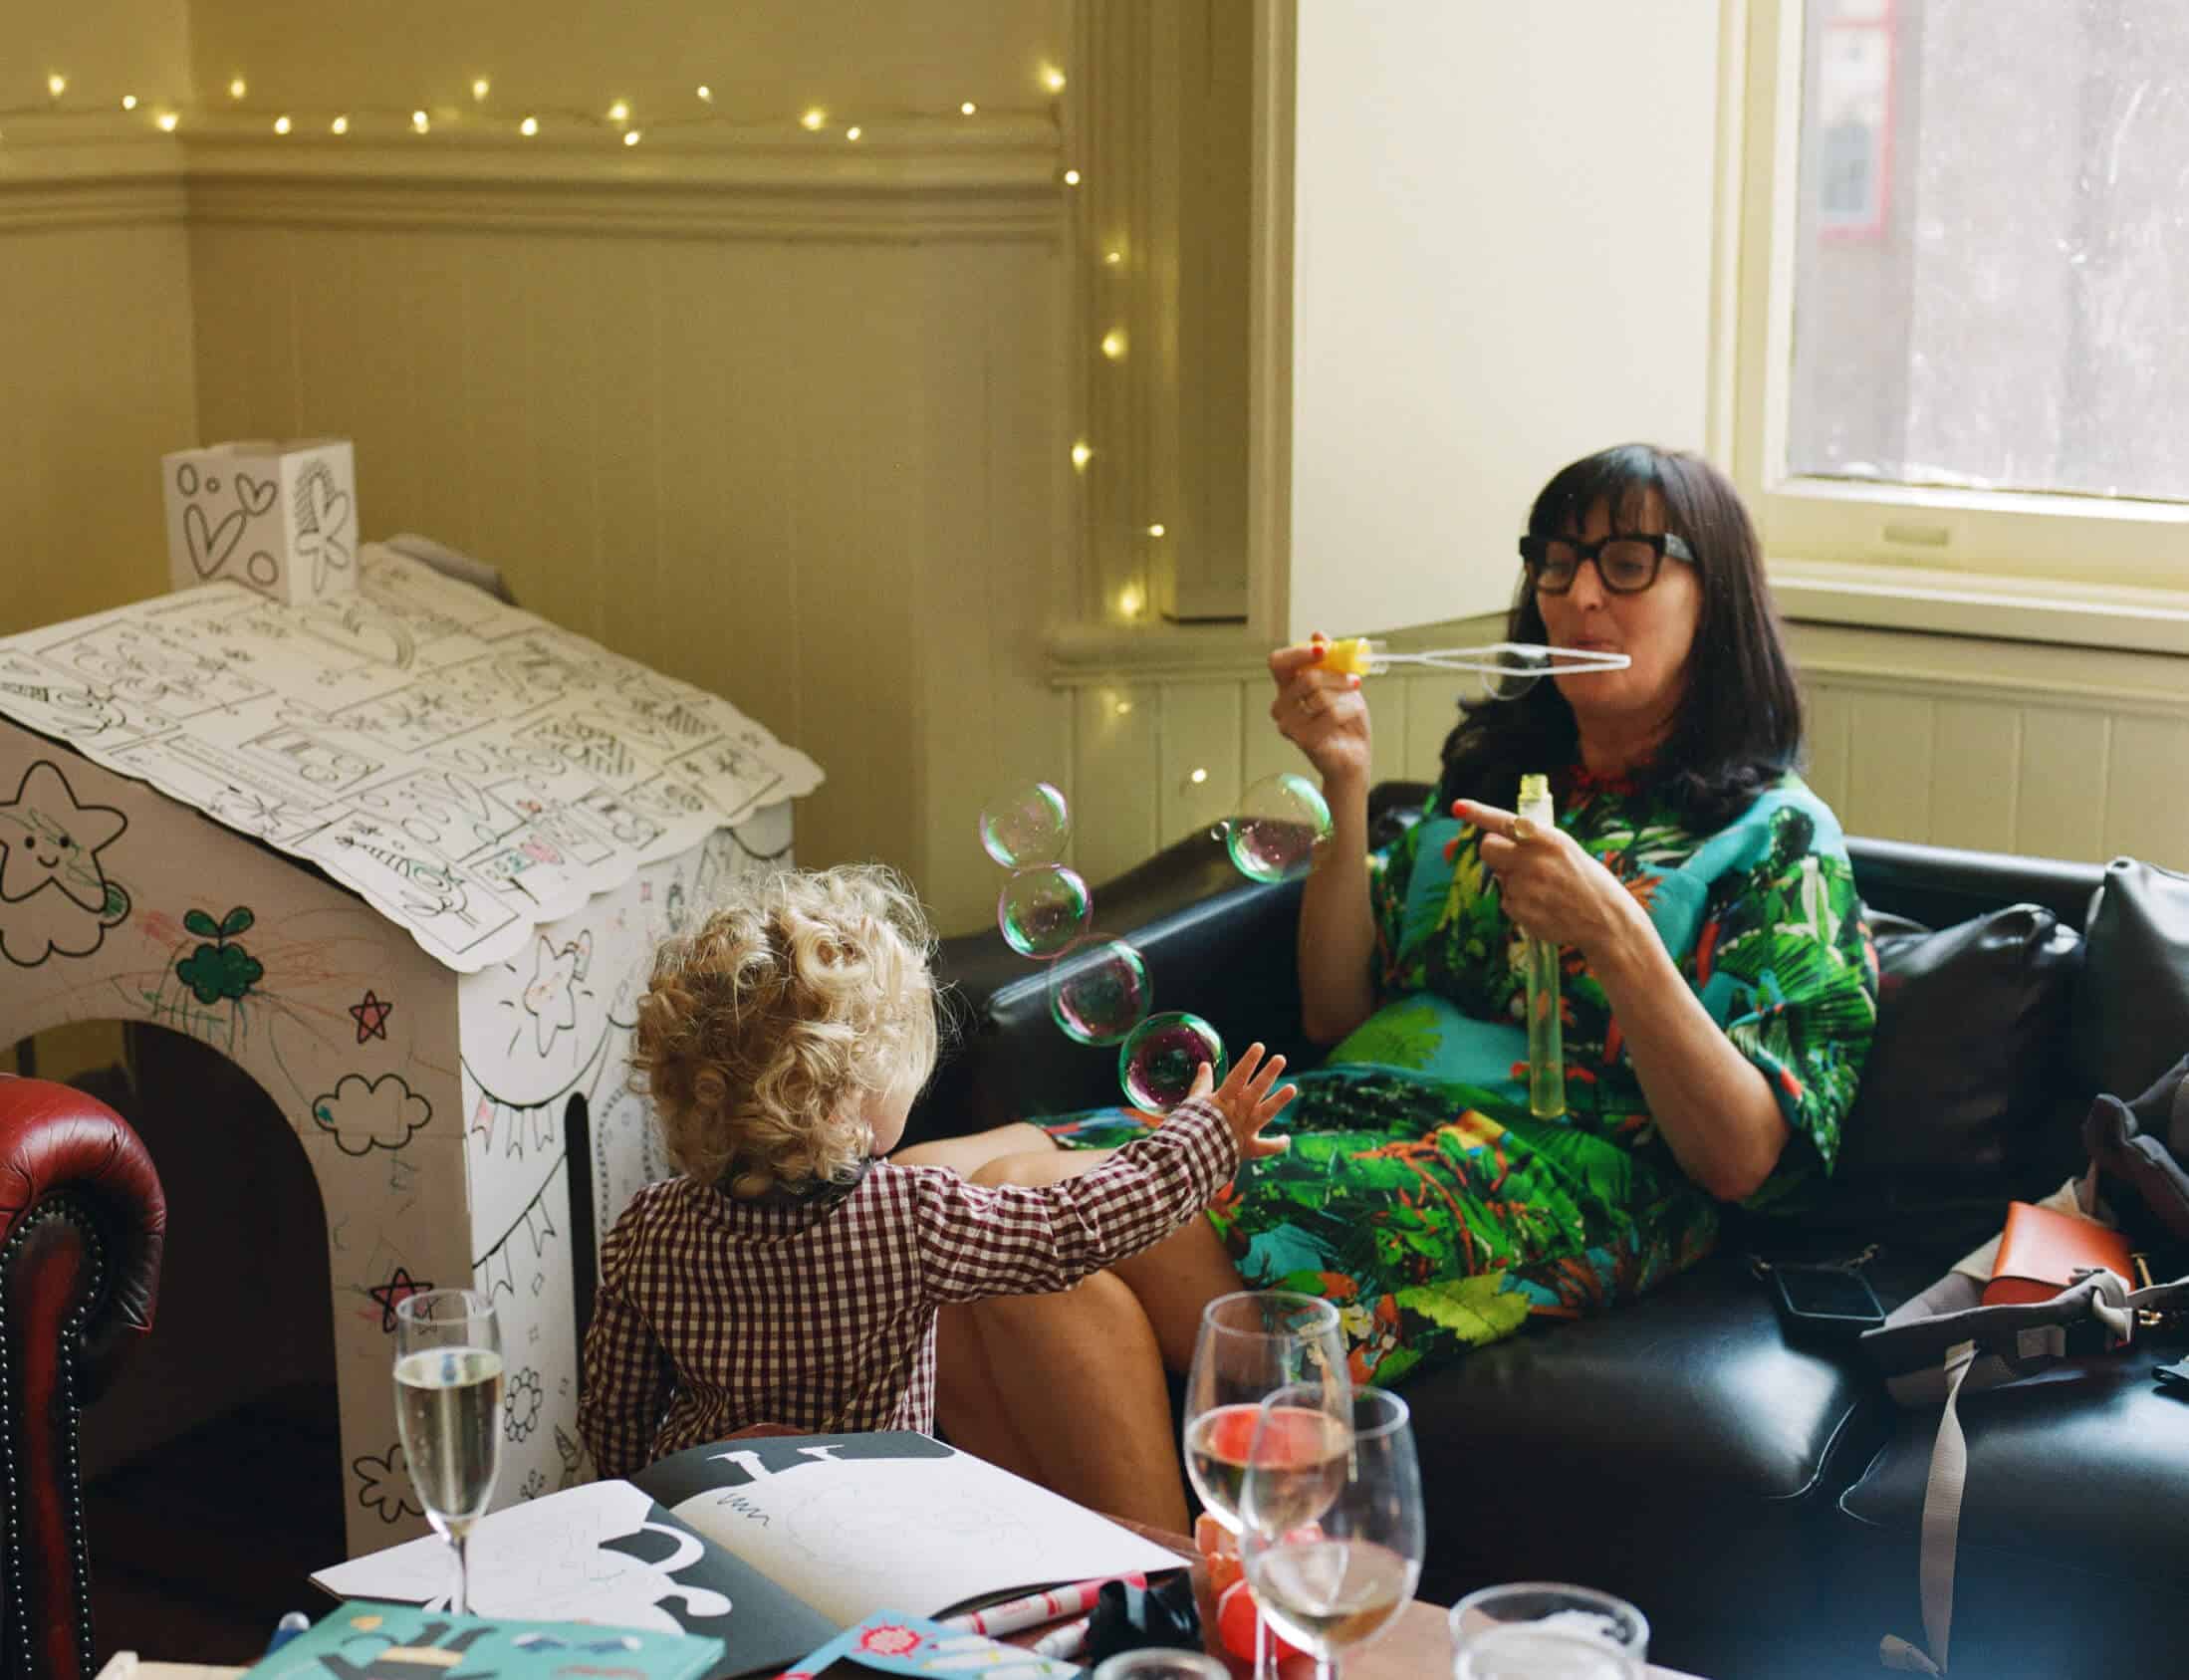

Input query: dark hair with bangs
[1435,442,1804,832]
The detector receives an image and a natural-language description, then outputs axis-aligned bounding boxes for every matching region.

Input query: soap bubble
[1046,934,1153,1046]
[1118,1011,1227,1111]
[1481,645,1551,702]
[997,864,1093,958]
[1223,773,1334,884]
[979,780,1071,868]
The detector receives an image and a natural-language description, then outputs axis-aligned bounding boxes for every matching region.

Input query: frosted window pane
[1787,0,2189,505]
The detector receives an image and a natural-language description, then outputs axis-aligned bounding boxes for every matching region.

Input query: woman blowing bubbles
[900,443,1879,1532]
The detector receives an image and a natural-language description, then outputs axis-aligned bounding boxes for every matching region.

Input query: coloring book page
[0,542,821,971]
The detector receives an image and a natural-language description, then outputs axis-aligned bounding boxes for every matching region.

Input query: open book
[313,1433,1184,1679]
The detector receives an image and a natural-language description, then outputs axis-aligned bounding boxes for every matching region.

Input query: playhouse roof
[0,541,822,972]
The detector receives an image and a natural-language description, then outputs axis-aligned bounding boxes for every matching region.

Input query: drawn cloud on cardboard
[313,1071,434,1155]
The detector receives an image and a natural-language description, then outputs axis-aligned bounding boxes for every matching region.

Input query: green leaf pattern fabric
[1043,769,1877,1384]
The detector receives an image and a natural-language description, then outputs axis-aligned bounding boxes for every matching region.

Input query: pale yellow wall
[3,0,194,106]
[188,0,1069,122]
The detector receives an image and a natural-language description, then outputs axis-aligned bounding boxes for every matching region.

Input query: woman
[900,444,1878,1532]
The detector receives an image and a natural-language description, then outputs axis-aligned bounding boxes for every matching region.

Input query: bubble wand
[1316,637,1631,689]
[1514,774,1565,1119]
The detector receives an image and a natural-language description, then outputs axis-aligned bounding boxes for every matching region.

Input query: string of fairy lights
[7,56,1141,617]
[0,62,1076,151]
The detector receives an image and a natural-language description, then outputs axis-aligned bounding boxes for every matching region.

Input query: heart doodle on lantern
[236,474,278,517]
[184,503,247,580]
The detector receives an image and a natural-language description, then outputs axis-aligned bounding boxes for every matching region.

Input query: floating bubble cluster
[1045,934,1153,1046]
[997,863,1093,959]
[1223,772,1335,884]
[1118,1011,1228,1112]
[978,781,1071,868]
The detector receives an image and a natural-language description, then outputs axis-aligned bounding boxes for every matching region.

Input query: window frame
[1728,0,2189,651]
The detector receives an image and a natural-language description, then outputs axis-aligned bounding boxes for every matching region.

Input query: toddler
[579,861,1294,1479]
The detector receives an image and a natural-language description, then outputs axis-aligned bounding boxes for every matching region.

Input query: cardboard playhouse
[0,539,821,1556]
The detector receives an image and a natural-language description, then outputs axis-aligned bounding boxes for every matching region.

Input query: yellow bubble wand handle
[1517,773,1565,1119]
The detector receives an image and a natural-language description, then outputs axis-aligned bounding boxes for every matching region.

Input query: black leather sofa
[904,781,2189,1680]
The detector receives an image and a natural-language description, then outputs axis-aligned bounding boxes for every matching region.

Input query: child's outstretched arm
[908,1043,1298,1306]
[578,1212,676,1482]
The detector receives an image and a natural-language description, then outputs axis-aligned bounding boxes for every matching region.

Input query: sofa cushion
[2073,857,2189,1104]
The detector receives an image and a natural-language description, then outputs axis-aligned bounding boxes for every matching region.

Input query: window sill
[1768,558,2189,657]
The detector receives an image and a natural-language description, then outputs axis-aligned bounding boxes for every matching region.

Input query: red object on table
[1217,1578,1307,1665]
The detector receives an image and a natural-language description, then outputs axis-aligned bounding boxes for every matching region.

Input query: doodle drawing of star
[350,988,394,1043]
[367,1266,433,1332]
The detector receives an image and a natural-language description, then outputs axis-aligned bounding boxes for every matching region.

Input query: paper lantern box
[161,437,360,605]
[0,539,822,1555]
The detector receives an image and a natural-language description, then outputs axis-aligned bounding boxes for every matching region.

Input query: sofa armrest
[1846,835,2103,933]
[909,840,1314,1148]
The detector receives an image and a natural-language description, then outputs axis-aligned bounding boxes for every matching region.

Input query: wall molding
[0,112,1064,242]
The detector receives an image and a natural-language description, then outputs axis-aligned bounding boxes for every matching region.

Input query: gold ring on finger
[1510,815,1538,842]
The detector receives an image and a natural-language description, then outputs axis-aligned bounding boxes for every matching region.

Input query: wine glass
[1448,1583,1648,1680]
[1181,1291,1349,1680]
[1240,1385,1424,1680]
[392,1289,505,1613]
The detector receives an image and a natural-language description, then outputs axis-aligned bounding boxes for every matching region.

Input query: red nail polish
[1309,645,1326,662]
[1345,674,1360,690]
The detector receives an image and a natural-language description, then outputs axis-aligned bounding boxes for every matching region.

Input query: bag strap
[1875,1269,2189,1673]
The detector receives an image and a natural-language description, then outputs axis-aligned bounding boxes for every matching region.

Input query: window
[1736,0,2189,610]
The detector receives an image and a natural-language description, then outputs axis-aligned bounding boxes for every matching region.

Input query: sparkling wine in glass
[1181,1291,1349,1680]
[1241,1385,1425,1680]
[393,1288,504,1613]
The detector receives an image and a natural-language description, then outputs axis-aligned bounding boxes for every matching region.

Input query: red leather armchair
[0,1076,164,1680]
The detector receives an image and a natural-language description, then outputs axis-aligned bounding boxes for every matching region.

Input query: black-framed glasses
[1518,531,1696,596]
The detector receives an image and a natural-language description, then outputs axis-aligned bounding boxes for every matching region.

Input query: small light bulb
[47,75,67,99]
[1146,523,1166,538]
[412,110,430,132]
[1114,699,1134,716]
[697,85,713,103]
[845,125,862,141]
[472,78,490,102]
[960,101,977,116]
[1118,588,1144,618]
[228,77,247,100]
[1100,330,1126,360]
[1043,67,1068,94]
[1071,441,1093,470]
[1103,249,1122,266]
[273,115,291,134]
[156,112,178,131]
[520,116,539,136]
[121,95,137,111]
[608,100,629,123]
[1189,768,1209,785]
[331,115,349,134]
[1063,167,1082,186]
[801,108,826,130]
[623,128,641,146]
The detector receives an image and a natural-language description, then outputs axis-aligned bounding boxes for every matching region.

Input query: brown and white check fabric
[579,1096,1236,1479]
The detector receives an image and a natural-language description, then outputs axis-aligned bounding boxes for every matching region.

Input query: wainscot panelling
[180,141,1064,935]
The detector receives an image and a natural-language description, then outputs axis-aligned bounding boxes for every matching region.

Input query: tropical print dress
[1044,767,1879,1385]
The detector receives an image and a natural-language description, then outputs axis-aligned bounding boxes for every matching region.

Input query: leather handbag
[1982,1199,2135,1307]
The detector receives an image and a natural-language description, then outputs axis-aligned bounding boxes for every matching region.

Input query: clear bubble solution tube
[1517,773,1565,1119]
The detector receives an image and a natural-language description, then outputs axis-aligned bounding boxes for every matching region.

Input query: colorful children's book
[781,1611,1090,1680]
[313,1434,1183,1680]
[241,1602,724,1680]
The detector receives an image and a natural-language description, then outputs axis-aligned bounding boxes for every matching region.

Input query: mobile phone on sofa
[1768,1263,1887,1348]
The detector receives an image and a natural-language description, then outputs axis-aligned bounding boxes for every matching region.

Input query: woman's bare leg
[1110,1216,1251,1370]
[964,1274,1191,1532]
[892,1121,1054,1178]
[931,1304,1049,1484]
[969,1146,1115,1189]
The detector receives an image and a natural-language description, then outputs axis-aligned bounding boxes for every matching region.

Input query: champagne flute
[1181,1291,1349,1680]
[1240,1386,1424,1680]
[393,1289,505,1613]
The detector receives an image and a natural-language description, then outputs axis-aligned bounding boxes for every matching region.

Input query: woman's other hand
[1269,634,1370,790]
[1455,798,1648,960]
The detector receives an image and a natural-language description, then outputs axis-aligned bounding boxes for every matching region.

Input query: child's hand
[1186,1042,1296,1160]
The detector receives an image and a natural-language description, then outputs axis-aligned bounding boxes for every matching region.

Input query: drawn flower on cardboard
[857,1625,922,1658]
[353,1443,422,1524]
[505,1366,544,1442]
[521,1469,546,1500]
[174,906,263,1003]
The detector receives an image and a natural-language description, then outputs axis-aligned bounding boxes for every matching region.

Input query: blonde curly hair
[629,862,938,1200]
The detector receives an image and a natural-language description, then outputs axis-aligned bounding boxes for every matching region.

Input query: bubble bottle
[1517,773,1565,1119]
